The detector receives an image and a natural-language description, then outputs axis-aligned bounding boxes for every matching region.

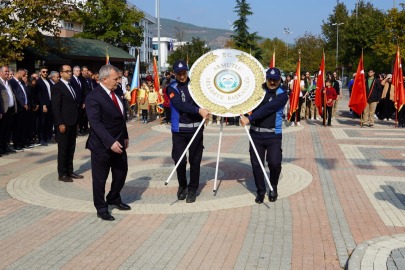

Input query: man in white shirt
[35,66,53,146]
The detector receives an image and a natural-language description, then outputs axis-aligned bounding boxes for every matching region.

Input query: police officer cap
[173,61,189,74]
[266,67,281,80]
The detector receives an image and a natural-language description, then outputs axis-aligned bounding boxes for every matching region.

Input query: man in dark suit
[0,66,17,155]
[51,65,84,182]
[86,65,130,221]
[36,66,53,146]
[70,66,90,136]
[9,69,31,152]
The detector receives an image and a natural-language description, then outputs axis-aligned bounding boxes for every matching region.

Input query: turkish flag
[348,53,367,115]
[270,51,275,68]
[315,53,325,116]
[287,59,301,122]
[393,46,405,113]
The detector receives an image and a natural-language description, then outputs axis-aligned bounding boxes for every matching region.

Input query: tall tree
[72,0,144,51]
[373,4,405,67]
[167,37,210,70]
[321,1,349,67]
[0,0,72,65]
[259,38,296,73]
[230,0,261,59]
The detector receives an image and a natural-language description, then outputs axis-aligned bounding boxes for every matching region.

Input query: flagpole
[396,108,398,128]
[213,118,224,192]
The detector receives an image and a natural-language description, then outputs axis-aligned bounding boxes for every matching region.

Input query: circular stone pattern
[7,152,312,214]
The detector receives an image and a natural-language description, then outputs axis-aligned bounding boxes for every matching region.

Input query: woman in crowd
[148,85,157,121]
[283,74,294,119]
[328,72,340,119]
[380,74,395,121]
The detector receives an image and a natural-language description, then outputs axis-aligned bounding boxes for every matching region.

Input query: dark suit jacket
[70,76,90,104]
[82,76,93,95]
[51,81,79,127]
[36,78,52,110]
[9,77,27,112]
[85,85,128,154]
[26,84,38,110]
[0,92,3,114]
[365,77,383,103]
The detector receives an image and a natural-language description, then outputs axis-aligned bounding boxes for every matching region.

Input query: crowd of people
[281,69,405,128]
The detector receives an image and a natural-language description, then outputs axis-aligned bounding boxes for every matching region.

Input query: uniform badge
[178,63,183,68]
[270,70,275,75]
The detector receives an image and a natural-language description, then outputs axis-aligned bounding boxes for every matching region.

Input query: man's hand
[336,96,340,100]
[0,114,2,119]
[240,114,250,127]
[82,103,85,109]
[111,141,123,154]
[43,106,48,113]
[24,105,28,110]
[124,139,129,149]
[59,125,66,134]
[199,108,210,120]
[340,94,343,99]
[33,105,39,112]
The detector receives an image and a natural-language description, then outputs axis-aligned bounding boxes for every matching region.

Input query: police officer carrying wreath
[240,67,288,203]
[166,61,210,203]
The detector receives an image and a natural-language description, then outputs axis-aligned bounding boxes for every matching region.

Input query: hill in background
[149,18,233,49]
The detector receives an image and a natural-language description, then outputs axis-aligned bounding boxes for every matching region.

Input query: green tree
[373,4,405,67]
[230,0,261,59]
[167,37,211,70]
[342,1,386,70]
[259,37,296,73]
[0,0,71,65]
[72,0,144,51]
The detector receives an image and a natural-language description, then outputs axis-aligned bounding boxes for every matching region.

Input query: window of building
[65,22,74,30]
[152,44,158,50]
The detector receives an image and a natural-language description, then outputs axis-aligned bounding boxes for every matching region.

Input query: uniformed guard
[240,67,288,203]
[166,61,210,203]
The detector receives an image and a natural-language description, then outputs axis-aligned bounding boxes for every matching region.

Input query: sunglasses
[42,71,48,74]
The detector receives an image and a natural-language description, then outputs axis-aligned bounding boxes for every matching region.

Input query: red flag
[287,58,301,122]
[153,57,164,114]
[315,53,325,116]
[348,52,367,115]
[270,51,275,68]
[393,45,405,112]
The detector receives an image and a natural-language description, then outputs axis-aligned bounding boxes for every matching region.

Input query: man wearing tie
[86,65,130,221]
[70,66,87,136]
[9,69,31,151]
[36,66,53,146]
[52,65,84,182]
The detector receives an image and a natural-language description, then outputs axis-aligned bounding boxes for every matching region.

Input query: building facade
[152,38,188,72]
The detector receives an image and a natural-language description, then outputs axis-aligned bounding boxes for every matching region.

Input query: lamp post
[332,22,344,69]
[156,0,161,74]
[283,28,293,61]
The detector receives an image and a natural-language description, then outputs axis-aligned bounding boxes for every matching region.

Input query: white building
[152,37,188,71]
[126,2,156,70]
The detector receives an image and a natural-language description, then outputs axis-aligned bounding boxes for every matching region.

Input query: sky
[131,0,398,43]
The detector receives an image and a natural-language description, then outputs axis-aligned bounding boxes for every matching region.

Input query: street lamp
[332,22,344,69]
[283,28,293,61]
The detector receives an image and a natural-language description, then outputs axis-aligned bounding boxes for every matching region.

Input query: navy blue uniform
[166,78,203,192]
[247,84,288,196]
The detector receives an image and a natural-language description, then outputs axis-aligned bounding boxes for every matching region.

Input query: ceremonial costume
[247,68,288,203]
[167,61,204,203]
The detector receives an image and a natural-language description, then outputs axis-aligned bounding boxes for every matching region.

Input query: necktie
[111,91,123,116]
[77,78,81,88]
[68,82,76,99]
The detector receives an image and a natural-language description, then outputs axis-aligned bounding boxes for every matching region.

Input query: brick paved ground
[1,89,405,269]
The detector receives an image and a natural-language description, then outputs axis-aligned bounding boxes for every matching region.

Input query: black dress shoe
[0,149,8,155]
[58,176,73,182]
[177,186,187,200]
[108,202,131,210]
[255,195,264,204]
[5,147,16,153]
[97,211,115,221]
[269,190,278,202]
[186,191,196,203]
[69,173,84,179]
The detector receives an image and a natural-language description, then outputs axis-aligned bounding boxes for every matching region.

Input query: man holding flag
[363,68,382,128]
